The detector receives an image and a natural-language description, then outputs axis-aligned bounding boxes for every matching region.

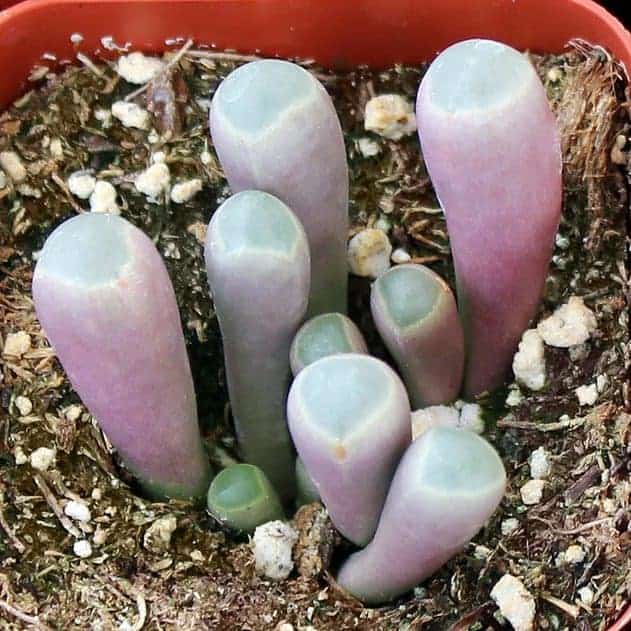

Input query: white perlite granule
[67,171,96,199]
[135,163,171,200]
[575,383,598,406]
[364,94,417,140]
[528,446,551,480]
[512,329,546,390]
[491,574,536,631]
[391,247,411,264]
[64,500,92,523]
[356,137,381,157]
[171,178,203,204]
[537,296,597,347]
[347,228,392,278]
[89,181,120,214]
[111,101,151,130]
[73,539,92,558]
[520,479,544,505]
[14,395,33,416]
[116,52,165,84]
[3,331,31,358]
[411,405,459,439]
[30,447,56,471]
[0,150,27,183]
[252,521,298,580]
[501,518,520,536]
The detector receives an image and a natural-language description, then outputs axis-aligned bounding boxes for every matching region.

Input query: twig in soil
[0,492,26,553]
[542,593,580,618]
[186,49,261,63]
[33,473,82,538]
[564,463,602,503]
[125,39,194,102]
[497,416,586,432]
[528,515,612,534]
[51,173,83,213]
[130,592,148,631]
[0,597,52,630]
[76,52,104,77]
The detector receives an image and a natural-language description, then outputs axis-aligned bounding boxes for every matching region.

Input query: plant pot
[1,0,630,108]
[0,0,629,628]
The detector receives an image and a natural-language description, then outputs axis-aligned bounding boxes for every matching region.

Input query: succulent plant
[290,312,368,376]
[32,213,211,501]
[207,464,284,532]
[210,59,348,316]
[204,190,310,500]
[371,264,464,407]
[287,354,411,546]
[295,456,321,506]
[337,426,506,604]
[416,39,562,396]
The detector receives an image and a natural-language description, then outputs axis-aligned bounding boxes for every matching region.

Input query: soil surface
[0,42,630,630]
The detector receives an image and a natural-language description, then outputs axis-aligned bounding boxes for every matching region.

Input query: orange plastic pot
[1,0,631,109]
[0,0,629,627]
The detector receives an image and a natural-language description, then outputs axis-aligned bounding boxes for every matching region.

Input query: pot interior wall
[0,0,630,108]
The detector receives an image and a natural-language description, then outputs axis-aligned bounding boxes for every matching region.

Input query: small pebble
[91,488,103,501]
[520,479,544,505]
[93,527,108,546]
[252,520,298,580]
[364,94,417,140]
[575,383,598,406]
[14,395,33,416]
[347,228,392,278]
[537,296,597,347]
[3,331,31,358]
[143,515,177,551]
[90,181,120,214]
[491,574,536,631]
[70,32,84,44]
[0,150,27,183]
[391,247,411,264]
[116,52,164,84]
[501,518,519,536]
[73,539,92,558]
[67,171,96,199]
[30,447,56,471]
[64,500,92,522]
[529,447,551,480]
